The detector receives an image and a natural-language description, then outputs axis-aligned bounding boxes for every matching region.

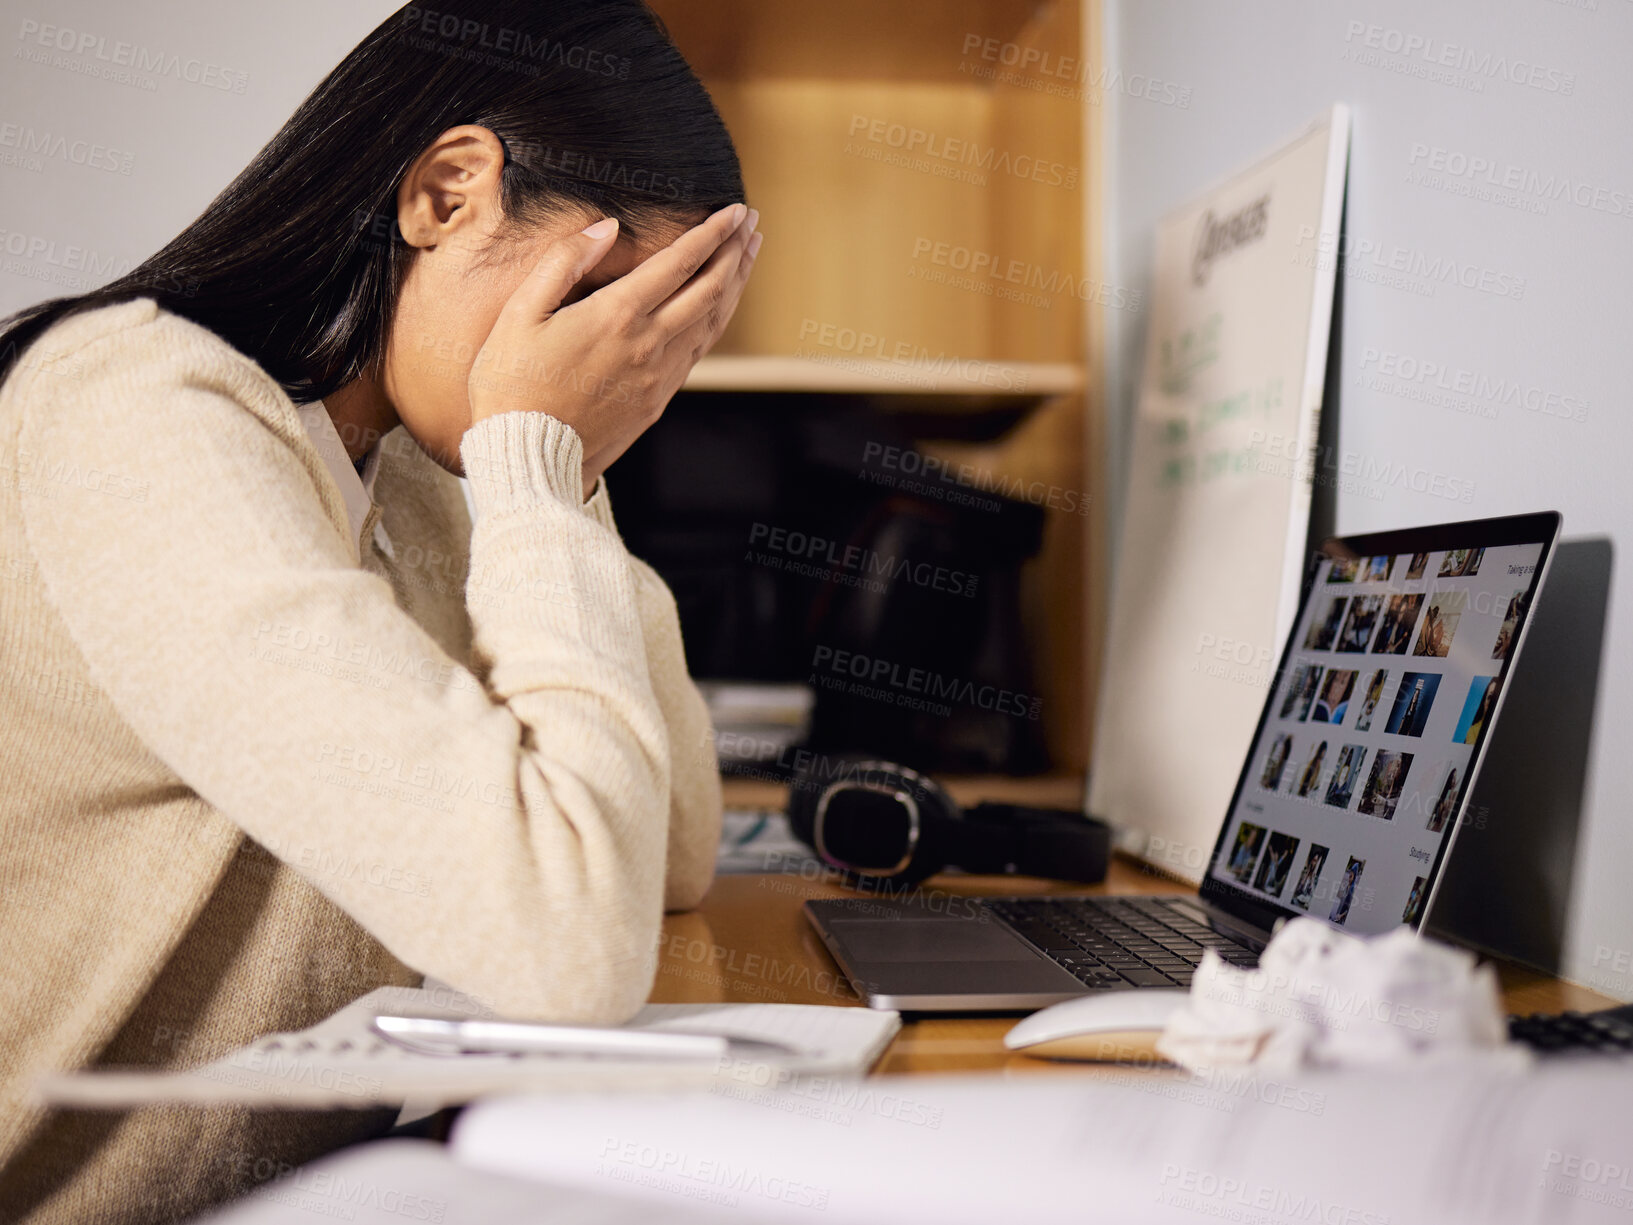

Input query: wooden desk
[652,857,1619,1075]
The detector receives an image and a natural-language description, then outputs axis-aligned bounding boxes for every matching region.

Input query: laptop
[804,511,1562,1011]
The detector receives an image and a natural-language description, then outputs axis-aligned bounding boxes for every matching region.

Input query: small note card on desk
[35,986,900,1111]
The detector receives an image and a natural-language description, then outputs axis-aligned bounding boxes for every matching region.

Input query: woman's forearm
[634,559,725,913]
[582,480,724,912]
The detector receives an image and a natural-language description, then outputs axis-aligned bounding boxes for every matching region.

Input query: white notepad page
[35,985,901,1110]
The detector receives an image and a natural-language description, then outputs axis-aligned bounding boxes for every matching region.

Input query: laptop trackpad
[824,918,1039,962]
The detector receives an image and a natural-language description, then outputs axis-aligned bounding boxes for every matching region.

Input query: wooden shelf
[682,355,1084,398]
[722,771,1085,813]
[642,0,1098,774]
[652,0,1052,81]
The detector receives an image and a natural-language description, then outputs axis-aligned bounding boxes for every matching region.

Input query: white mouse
[1004,989,1191,1062]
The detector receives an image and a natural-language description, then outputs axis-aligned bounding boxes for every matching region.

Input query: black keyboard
[1507,1004,1633,1055]
[984,896,1261,990]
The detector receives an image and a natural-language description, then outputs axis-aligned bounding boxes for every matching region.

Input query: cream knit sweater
[0,299,723,1223]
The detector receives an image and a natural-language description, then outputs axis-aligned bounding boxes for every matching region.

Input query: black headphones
[786,756,1109,887]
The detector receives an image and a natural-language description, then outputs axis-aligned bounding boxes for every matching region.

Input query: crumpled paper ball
[1155,917,1515,1071]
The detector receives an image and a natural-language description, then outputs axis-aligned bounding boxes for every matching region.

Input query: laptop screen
[1204,532,1550,936]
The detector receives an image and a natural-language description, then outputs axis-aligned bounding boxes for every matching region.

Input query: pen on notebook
[372,1016,801,1061]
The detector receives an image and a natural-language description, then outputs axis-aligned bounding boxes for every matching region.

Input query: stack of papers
[699,681,814,767]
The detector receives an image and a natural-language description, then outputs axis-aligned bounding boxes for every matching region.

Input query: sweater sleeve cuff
[460,412,584,519]
[582,476,619,534]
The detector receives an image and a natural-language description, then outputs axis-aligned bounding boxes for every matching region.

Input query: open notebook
[192,1058,1633,1225]
[36,985,900,1111]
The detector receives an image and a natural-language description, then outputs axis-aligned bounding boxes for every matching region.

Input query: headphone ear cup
[910,770,961,827]
[785,761,824,848]
[891,770,959,885]
[787,757,961,886]
[787,753,873,852]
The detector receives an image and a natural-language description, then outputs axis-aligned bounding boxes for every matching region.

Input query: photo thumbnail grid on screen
[1208,539,1543,935]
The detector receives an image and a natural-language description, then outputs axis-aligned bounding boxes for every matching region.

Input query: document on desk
[716,807,824,874]
[191,1138,787,1225]
[35,986,900,1110]
[453,1057,1633,1225]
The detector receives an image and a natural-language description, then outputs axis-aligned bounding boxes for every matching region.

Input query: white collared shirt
[295,401,392,559]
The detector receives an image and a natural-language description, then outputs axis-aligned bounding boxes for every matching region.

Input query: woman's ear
[396,125,508,250]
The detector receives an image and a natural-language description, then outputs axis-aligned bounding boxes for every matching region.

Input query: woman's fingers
[651,209,759,338]
[586,228,759,471]
[499,217,623,325]
[667,312,719,373]
[643,226,761,415]
[609,203,748,315]
[697,221,760,356]
[471,202,761,495]
[697,226,761,358]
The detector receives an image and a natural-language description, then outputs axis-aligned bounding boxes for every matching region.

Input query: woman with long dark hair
[0,3,758,1220]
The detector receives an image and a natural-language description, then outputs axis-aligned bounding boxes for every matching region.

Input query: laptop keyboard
[983,896,1260,990]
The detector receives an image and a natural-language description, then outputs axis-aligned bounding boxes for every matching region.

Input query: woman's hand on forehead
[468,202,762,497]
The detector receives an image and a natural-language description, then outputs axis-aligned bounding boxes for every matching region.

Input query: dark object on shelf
[801,483,1048,774]
[786,755,1107,888]
[610,397,1053,774]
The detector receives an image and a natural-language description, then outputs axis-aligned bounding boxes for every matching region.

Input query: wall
[1103,0,1631,995]
[0,0,394,315]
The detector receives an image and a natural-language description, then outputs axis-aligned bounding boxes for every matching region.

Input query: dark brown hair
[0,0,742,402]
